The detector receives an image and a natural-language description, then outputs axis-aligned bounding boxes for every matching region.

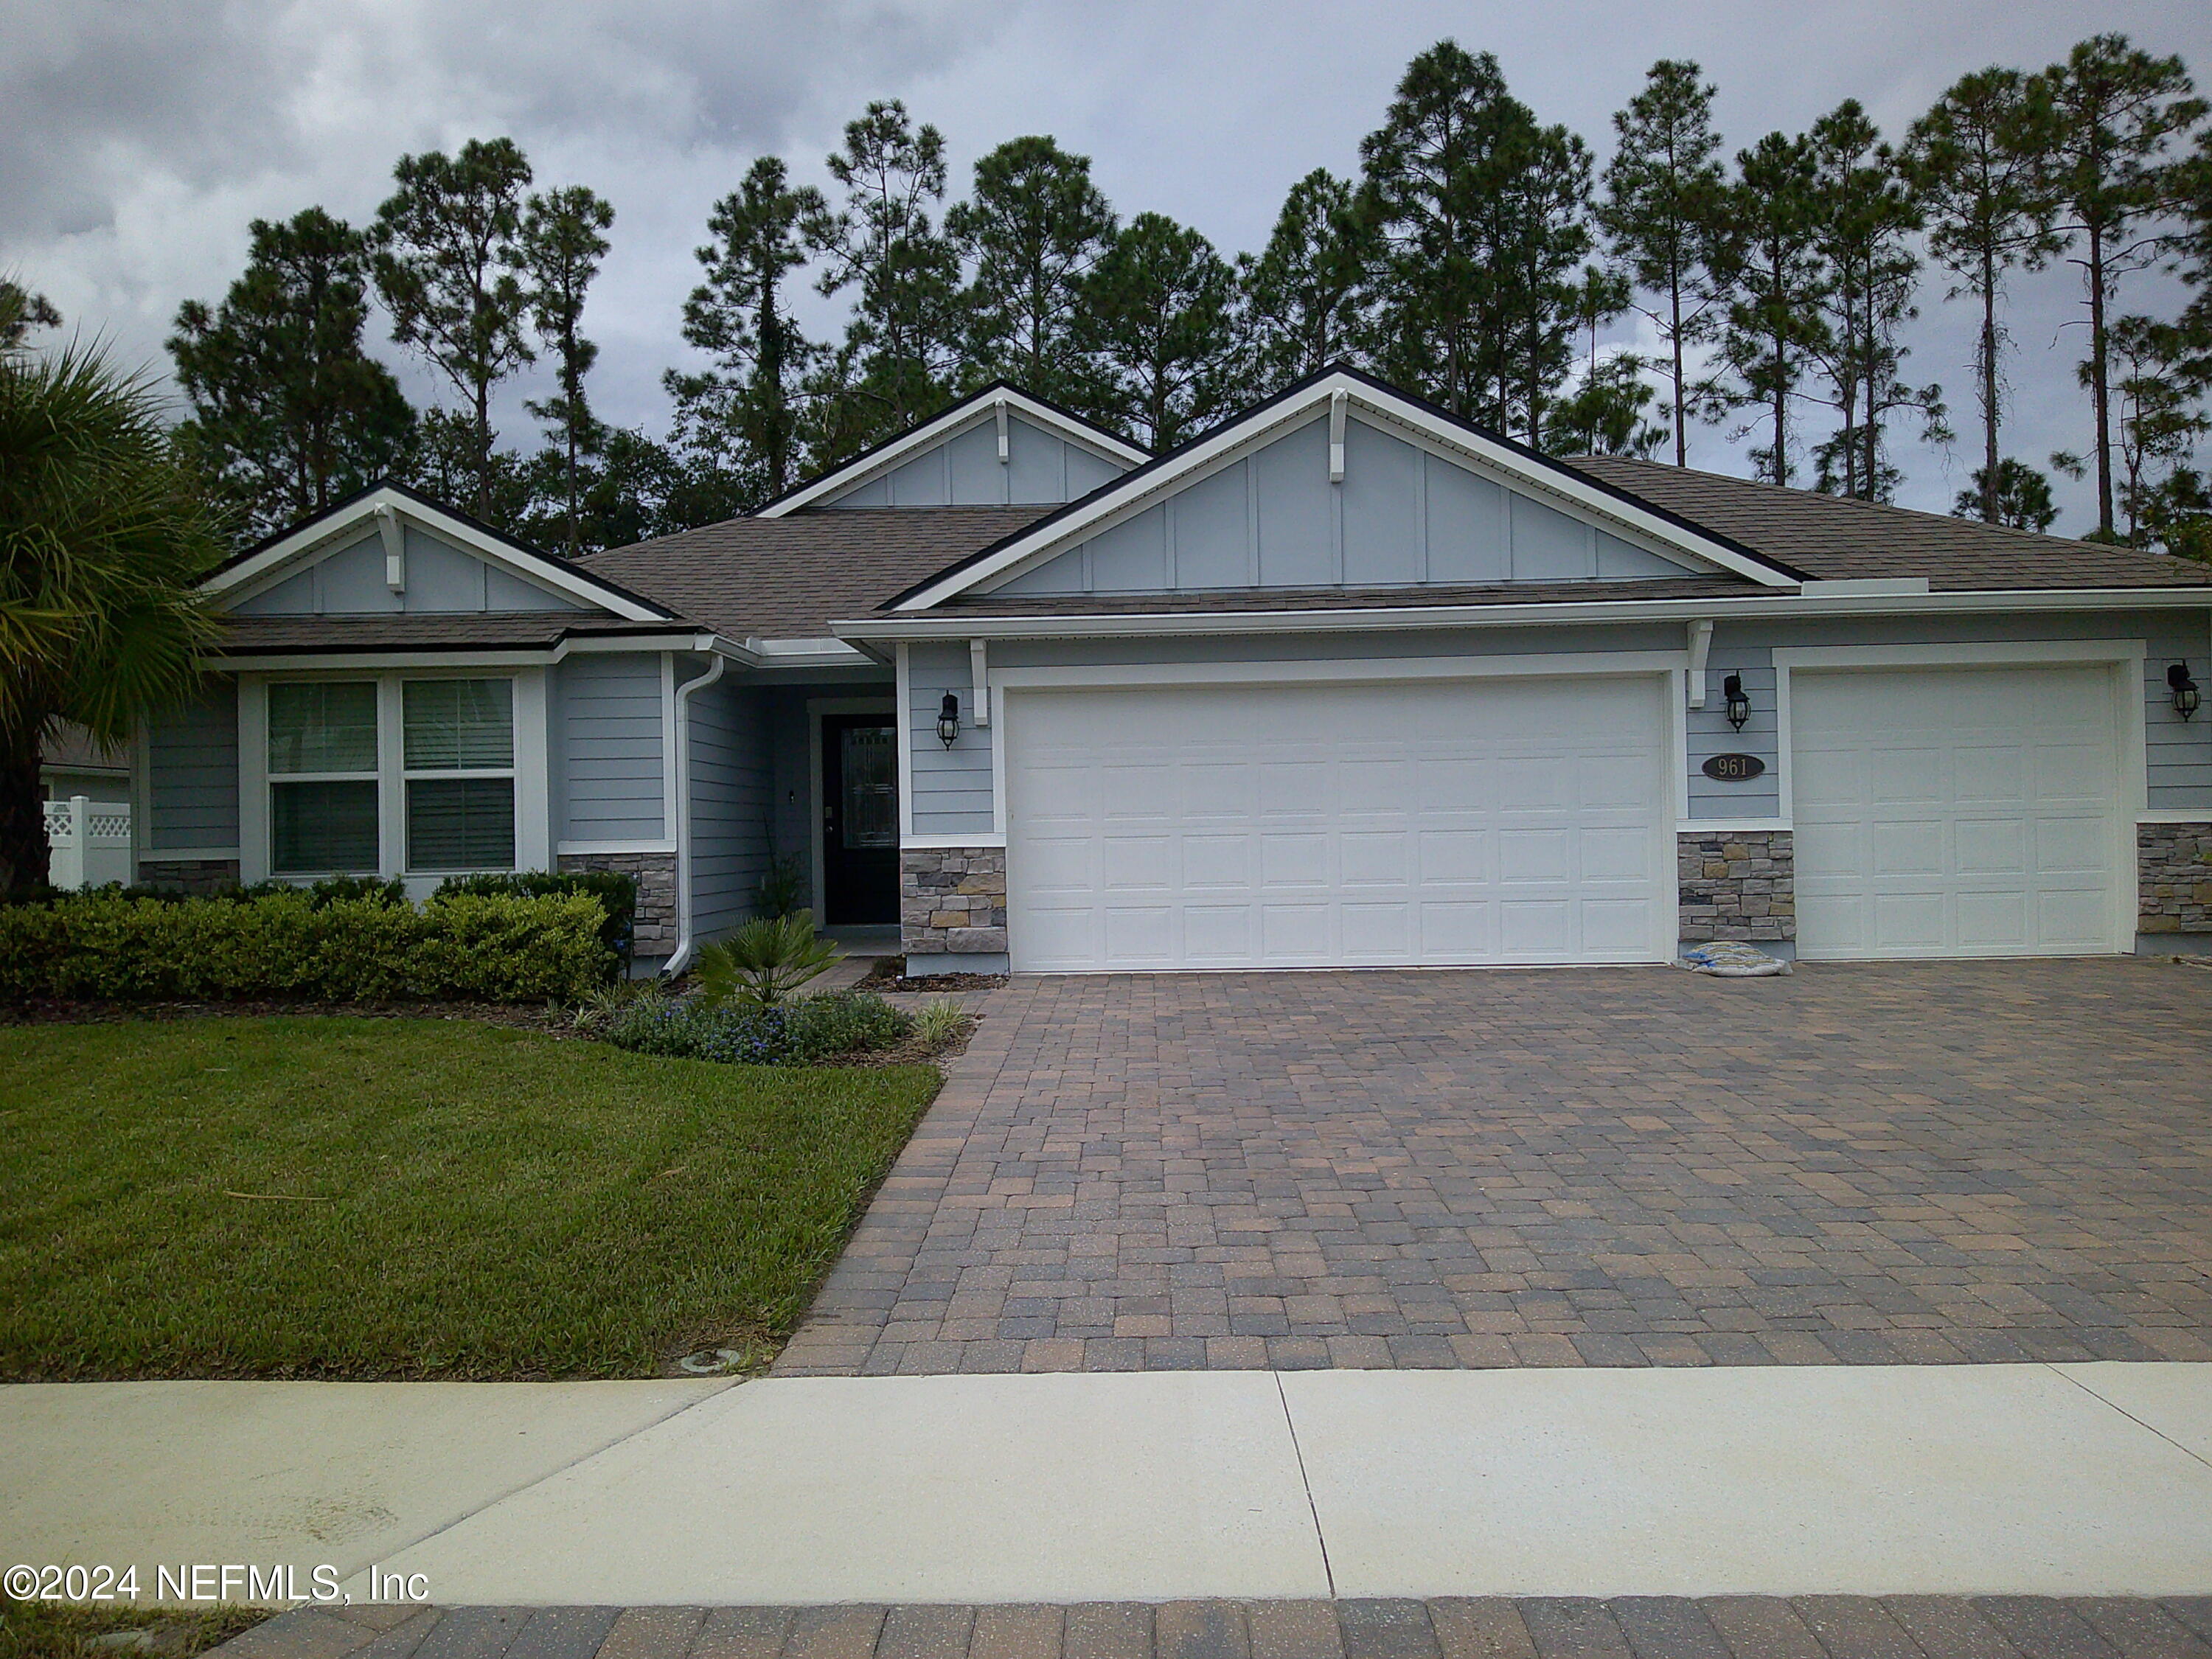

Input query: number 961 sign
[1701,753,1766,782]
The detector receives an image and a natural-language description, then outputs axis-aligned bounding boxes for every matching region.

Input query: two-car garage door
[1005,675,1672,972]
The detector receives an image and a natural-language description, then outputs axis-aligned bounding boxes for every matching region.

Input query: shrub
[912,998,971,1048]
[0,888,613,1003]
[695,911,842,1010]
[437,870,637,965]
[752,853,810,919]
[598,988,911,1066]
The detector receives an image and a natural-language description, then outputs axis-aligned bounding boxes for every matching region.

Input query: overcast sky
[6,0,2209,529]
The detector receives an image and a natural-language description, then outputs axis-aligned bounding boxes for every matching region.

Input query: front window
[265,676,518,876]
[268,682,379,874]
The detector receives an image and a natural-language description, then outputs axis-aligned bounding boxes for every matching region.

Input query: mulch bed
[854,956,1010,994]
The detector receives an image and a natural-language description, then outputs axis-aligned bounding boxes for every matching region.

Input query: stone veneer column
[900,846,1008,965]
[2138,822,2212,941]
[557,850,678,963]
[135,857,241,894]
[1677,830,1795,946]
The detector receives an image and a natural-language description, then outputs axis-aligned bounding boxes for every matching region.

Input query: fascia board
[201,632,734,673]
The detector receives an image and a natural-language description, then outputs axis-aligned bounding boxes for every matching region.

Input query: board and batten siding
[908,641,995,838]
[686,678,773,942]
[230,525,586,616]
[825,411,1127,509]
[555,653,665,844]
[144,678,240,852]
[994,415,1694,597]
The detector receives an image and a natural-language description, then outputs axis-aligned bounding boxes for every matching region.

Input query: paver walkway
[219,1596,2212,1659]
[777,959,2212,1376]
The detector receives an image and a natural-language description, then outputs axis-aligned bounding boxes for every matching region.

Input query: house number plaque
[1702,754,1766,782]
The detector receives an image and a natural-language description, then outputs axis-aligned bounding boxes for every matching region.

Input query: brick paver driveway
[776,959,2212,1376]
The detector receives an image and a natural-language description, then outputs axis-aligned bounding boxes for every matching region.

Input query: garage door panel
[1793,665,2123,961]
[1007,677,1669,970]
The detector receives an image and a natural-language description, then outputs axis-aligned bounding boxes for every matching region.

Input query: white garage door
[1792,664,2126,959]
[1004,675,1671,971]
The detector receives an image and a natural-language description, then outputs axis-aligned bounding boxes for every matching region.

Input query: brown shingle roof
[577,507,1054,639]
[1562,457,2212,591]
[211,613,698,654]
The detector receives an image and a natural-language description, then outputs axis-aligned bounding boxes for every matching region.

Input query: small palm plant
[692,910,843,1011]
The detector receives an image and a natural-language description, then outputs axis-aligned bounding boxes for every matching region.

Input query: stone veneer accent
[901,846,1008,956]
[1677,830,1795,944]
[558,850,678,959]
[2138,821,2212,935]
[135,857,240,894]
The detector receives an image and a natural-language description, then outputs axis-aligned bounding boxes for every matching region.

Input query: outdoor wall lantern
[1722,672,1750,731]
[2171,662,2202,721]
[937,692,961,746]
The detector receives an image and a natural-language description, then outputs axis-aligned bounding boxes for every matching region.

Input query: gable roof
[881,365,1812,611]
[202,479,677,622]
[752,381,1151,518]
[1563,458,2212,591]
[579,506,1056,641]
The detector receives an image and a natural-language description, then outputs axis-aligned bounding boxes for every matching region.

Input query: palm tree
[1,291,226,896]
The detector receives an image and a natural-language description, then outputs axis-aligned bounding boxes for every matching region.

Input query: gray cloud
[3,0,2207,532]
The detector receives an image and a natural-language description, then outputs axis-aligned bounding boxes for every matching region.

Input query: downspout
[661,653,730,978]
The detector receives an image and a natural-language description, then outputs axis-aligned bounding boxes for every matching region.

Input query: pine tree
[1237,168,1374,394]
[1703,131,1831,486]
[1952,459,2058,530]
[169,207,415,538]
[1597,60,1727,465]
[371,138,536,515]
[1077,212,1239,450]
[2031,35,2205,535]
[666,156,824,506]
[0,282,60,347]
[805,101,967,460]
[1905,69,2063,524]
[1356,42,1592,438]
[1804,102,1946,502]
[947,136,1116,403]
[519,185,613,554]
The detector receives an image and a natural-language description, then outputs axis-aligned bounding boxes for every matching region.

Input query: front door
[821,716,899,925]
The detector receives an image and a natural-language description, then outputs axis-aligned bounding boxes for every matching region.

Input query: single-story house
[139,366,2212,973]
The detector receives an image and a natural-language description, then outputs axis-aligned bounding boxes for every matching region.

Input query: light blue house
[142,369,2212,973]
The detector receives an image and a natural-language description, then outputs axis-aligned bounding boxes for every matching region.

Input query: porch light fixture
[2171,662,2202,721]
[937,692,961,746]
[1722,672,1750,731]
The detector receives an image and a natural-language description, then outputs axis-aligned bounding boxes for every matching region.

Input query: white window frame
[239,667,550,889]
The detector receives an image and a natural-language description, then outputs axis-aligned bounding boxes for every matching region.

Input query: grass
[0,1018,940,1380]
[0,1602,263,1659]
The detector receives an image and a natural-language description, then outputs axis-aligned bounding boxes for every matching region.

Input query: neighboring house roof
[1564,458,2212,592]
[208,613,701,655]
[580,506,1055,641]
[751,382,1149,518]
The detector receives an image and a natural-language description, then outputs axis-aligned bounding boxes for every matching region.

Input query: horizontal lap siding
[2146,616,2212,810]
[145,679,240,850]
[558,654,664,843]
[1688,647,1780,820]
[909,641,994,837]
[689,680,772,942]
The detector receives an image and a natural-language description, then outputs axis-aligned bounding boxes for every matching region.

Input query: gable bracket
[376,504,405,594]
[1328,389,1347,484]
[1687,619,1714,709]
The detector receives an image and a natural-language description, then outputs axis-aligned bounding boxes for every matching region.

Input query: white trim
[558,838,677,855]
[889,372,1798,608]
[988,650,1686,693]
[990,680,1008,837]
[1770,639,2146,671]
[894,644,914,844]
[201,633,724,674]
[2138,809,2212,824]
[812,693,901,928]
[205,487,669,621]
[1678,819,1792,835]
[740,637,877,669]
[138,846,242,862]
[902,832,1009,850]
[1686,619,1714,709]
[512,667,550,872]
[837,586,2212,644]
[757,388,1147,517]
[1666,667,1691,826]
[970,638,990,726]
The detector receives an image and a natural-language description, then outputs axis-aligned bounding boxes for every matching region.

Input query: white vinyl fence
[44,796,133,889]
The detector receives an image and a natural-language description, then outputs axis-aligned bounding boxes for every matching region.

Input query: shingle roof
[211,613,698,655]
[577,507,1054,639]
[1562,458,2212,591]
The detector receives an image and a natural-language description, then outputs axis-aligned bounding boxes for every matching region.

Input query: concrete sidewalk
[4,1365,2211,1605]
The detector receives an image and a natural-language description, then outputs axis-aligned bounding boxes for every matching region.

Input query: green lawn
[0,1600,264,1659]
[0,1018,939,1380]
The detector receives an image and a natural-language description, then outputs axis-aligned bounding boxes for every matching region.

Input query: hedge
[0,890,613,1004]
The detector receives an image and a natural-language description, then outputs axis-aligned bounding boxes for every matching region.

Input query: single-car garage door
[1005,675,1671,971]
[1792,664,2127,959]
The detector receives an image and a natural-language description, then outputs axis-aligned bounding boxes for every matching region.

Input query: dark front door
[821,716,898,925]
